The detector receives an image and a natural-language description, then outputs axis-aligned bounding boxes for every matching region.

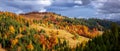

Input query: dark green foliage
[87,18,112,29]
[39,29,45,33]
[0,15,22,34]
[83,23,120,51]
[0,39,11,48]
[29,28,38,35]
[63,18,112,30]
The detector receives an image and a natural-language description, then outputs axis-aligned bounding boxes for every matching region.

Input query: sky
[0,0,120,20]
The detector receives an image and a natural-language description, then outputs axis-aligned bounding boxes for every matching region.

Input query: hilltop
[0,11,119,51]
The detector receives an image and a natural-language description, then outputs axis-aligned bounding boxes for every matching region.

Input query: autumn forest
[0,11,120,51]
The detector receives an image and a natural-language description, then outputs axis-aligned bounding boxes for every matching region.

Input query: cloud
[1,0,119,20]
[52,0,91,7]
[0,0,52,13]
[81,0,91,5]
[46,0,92,13]
[0,0,91,14]
[91,0,120,19]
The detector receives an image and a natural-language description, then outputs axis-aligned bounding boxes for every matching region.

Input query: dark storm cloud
[0,0,91,13]
[52,0,91,7]
[0,0,120,20]
[81,0,91,5]
[93,0,120,14]
[91,0,120,19]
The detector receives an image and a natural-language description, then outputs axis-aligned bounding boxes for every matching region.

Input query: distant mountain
[106,19,120,25]
[116,21,120,25]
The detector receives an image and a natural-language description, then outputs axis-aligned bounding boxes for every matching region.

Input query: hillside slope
[0,11,104,51]
[20,12,103,38]
[30,24,89,48]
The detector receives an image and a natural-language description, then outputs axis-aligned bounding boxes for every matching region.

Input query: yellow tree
[27,41,34,51]
[9,25,15,34]
[81,25,89,34]
[10,38,18,48]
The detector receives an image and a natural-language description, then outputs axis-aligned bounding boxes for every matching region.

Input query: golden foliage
[17,46,22,51]
[42,45,46,51]
[15,34,23,39]
[39,35,46,45]
[0,11,102,50]
[10,39,18,46]
[9,25,15,34]
[3,34,7,39]
[27,42,34,51]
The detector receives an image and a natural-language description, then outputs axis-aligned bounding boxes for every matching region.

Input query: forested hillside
[0,11,119,51]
